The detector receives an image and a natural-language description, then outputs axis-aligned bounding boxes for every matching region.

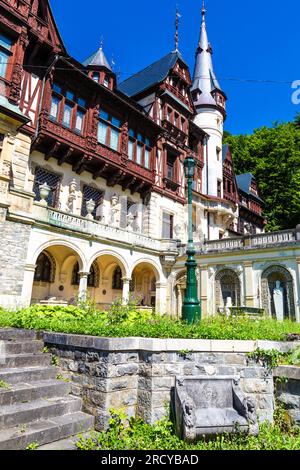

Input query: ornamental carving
[9,64,23,104]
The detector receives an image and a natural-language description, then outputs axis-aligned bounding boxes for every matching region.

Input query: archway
[87,253,127,310]
[215,269,241,312]
[261,265,296,320]
[130,262,159,308]
[31,244,84,305]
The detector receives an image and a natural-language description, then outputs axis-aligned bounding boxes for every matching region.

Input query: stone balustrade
[33,204,179,254]
[178,228,299,256]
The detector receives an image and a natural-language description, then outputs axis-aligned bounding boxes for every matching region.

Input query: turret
[83,41,115,90]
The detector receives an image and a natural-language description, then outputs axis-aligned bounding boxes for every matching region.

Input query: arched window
[72,262,99,287]
[112,266,123,290]
[34,252,55,283]
[215,269,241,311]
[261,266,296,320]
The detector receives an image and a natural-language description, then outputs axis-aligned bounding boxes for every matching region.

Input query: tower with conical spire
[192,1,227,201]
[83,40,115,90]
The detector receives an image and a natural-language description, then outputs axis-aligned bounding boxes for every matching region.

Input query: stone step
[0,412,95,450]
[0,380,71,406]
[38,432,93,450]
[1,340,44,355]
[0,329,37,341]
[0,396,83,430]
[0,353,51,369]
[0,366,59,384]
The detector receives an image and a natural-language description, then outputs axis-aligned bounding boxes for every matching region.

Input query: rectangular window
[128,140,134,160]
[0,49,9,78]
[75,109,84,133]
[62,103,73,128]
[217,179,222,198]
[33,167,61,208]
[0,34,12,51]
[144,149,150,169]
[110,128,119,151]
[136,144,142,165]
[166,154,176,181]
[162,212,174,239]
[50,95,60,121]
[98,121,108,145]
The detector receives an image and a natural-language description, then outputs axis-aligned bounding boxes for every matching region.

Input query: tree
[224,117,300,231]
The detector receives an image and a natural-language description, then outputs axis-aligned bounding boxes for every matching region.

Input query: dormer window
[92,72,100,83]
[103,75,110,87]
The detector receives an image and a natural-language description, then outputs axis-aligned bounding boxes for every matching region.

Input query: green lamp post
[182,156,201,324]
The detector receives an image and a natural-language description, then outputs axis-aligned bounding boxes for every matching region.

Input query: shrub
[1,305,300,341]
[76,408,300,451]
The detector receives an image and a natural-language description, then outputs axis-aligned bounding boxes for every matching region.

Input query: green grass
[76,408,300,451]
[0,304,300,341]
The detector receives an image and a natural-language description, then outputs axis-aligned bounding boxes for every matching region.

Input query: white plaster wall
[193,108,224,197]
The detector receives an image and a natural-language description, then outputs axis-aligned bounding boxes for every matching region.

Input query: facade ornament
[86,199,96,220]
[110,193,120,226]
[208,266,215,278]
[39,182,51,206]
[66,179,77,213]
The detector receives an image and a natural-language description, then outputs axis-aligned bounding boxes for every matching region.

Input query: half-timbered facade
[0,0,299,321]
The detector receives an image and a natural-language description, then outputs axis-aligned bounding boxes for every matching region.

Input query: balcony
[178,229,299,256]
[32,204,179,254]
[162,119,187,144]
[34,114,155,195]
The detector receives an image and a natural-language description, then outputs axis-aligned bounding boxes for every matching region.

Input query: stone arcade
[0,0,299,318]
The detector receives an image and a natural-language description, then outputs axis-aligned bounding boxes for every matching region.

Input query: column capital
[122,277,132,283]
[243,261,253,268]
[78,271,89,278]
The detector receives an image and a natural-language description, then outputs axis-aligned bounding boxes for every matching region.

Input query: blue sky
[50,0,300,135]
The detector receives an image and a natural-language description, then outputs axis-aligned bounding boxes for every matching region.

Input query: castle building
[0,0,299,320]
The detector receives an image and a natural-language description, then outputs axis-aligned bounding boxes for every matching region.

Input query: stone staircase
[0,328,94,450]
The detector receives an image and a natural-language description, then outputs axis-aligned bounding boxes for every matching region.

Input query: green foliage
[0,380,10,389]
[1,306,300,341]
[290,346,300,365]
[247,348,286,371]
[26,442,39,450]
[76,408,300,451]
[224,116,300,231]
[51,355,59,366]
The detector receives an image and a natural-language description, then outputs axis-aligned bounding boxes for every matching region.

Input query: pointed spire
[191,1,225,109]
[83,37,112,71]
[174,6,181,53]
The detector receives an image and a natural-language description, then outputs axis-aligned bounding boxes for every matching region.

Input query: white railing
[33,204,178,253]
[178,229,298,256]
[248,230,296,247]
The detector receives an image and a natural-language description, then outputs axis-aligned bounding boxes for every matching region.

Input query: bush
[1,305,300,341]
[76,408,300,451]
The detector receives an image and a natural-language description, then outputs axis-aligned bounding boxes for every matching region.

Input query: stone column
[244,261,254,307]
[155,282,167,314]
[200,264,208,317]
[122,278,131,305]
[78,272,89,301]
[20,264,36,308]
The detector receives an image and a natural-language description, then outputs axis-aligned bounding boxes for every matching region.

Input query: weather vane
[174,5,181,52]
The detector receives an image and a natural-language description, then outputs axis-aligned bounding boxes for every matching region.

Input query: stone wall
[42,333,283,431]
[0,210,31,307]
[274,365,300,426]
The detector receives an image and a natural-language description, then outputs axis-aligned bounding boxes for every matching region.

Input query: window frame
[49,83,86,135]
[127,128,152,169]
[0,33,13,80]
[98,109,121,152]
[33,166,61,209]
[162,211,174,239]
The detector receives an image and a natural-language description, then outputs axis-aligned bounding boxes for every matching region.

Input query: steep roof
[191,3,225,107]
[83,44,112,71]
[236,173,264,203]
[118,51,185,97]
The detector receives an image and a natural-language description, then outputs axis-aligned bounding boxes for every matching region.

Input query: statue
[225,296,232,316]
[110,193,120,227]
[67,179,77,213]
[126,212,135,231]
[273,280,284,321]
